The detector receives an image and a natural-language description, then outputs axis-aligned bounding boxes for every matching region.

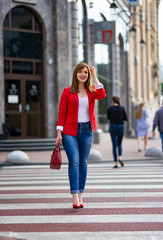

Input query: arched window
[4,6,42,62]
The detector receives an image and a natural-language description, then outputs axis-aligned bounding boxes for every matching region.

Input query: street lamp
[110,0,118,9]
[129,26,136,32]
[140,39,146,48]
[129,24,146,47]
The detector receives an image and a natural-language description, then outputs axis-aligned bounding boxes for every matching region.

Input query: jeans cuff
[79,189,84,193]
[71,190,79,194]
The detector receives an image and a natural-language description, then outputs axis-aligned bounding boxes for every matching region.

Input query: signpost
[94,21,116,44]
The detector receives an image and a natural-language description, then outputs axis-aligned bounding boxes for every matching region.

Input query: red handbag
[50,145,62,170]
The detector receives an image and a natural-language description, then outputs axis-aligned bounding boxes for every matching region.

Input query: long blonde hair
[70,62,95,93]
[135,103,144,119]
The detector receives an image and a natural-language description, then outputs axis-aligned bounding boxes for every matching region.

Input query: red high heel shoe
[73,204,80,209]
[80,203,84,208]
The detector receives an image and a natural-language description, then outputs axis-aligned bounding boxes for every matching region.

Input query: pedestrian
[56,62,106,209]
[134,103,149,151]
[152,101,163,152]
[107,96,127,168]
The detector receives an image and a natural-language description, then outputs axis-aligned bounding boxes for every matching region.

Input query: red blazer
[57,86,106,136]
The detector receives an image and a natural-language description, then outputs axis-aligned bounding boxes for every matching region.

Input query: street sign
[94,21,116,44]
[127,0,140,7]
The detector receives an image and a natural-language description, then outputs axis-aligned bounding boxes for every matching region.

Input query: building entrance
[3,6,44,138]
[5,76,43,138]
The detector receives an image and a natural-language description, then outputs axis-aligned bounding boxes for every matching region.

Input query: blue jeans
[109,124,124,162]
[62,122,93,194]
[160,132,163,152]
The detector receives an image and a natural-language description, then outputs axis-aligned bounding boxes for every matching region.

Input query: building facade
[128,0,160,133]
[0,0,79,139]
[0,0,160,140]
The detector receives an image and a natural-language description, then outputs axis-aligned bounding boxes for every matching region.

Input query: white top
[56,83,103,131]
[78,96,90,123]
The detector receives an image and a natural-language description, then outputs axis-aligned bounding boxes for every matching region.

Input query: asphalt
[0,132,162,240]
[0,131,162,166]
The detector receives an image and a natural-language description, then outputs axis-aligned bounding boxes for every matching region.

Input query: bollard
[144,147,162,157]
[6,150,30,164]
[88,149,103,162]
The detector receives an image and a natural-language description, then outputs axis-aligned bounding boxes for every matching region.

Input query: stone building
[0,0,160,141]
[0,0,79,139]
[84,0,160,135]
[129,0,160,134]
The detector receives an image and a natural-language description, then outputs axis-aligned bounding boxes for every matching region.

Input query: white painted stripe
[0,202,163,210]
[1,214,163,224]
[1,163,162,168]
[89,164,163,167]
[1,165,57,169]
[89,168,163,171]
[2,168,160,172]
[1,191,163,199]
[0,184,163,191]
[1,165,162,170]
[0,171,162,175]
[1,231,163,240]
[1,173,163,179]
[84,170,163,173]
[1,169,163,174]
[1,174,163,181]
[2,170,163,176]
[1,163,162,170]
[87,177,163,182]
[1,178,163,185]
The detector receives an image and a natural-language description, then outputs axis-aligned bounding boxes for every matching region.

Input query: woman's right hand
[89,65,100,85]
[89,66,96,79]
[56,130,62,145]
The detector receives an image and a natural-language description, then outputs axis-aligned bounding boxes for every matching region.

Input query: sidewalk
[0,131,162,165]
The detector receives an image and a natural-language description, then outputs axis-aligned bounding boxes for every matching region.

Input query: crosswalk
[0,160,163,240]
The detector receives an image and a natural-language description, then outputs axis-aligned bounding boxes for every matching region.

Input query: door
[5,77,43,138]
[3,6,44,138]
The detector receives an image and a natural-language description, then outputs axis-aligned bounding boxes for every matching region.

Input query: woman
[135,103,149,151]
[56,62,106,209]
[107,96,127,168]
